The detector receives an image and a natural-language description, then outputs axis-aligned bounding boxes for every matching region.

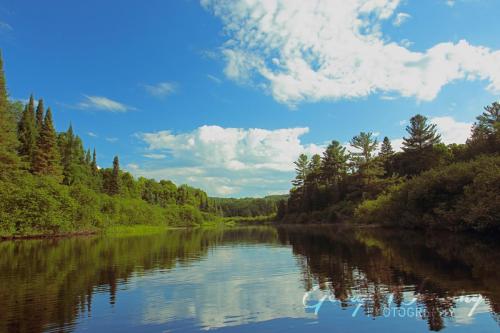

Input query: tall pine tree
[33,107,62,178]
[91,148,98,174]
[0,50,20,177]
[17,100,37,168]
[108,156,120,195]
[62,124,75,185]
[35,99,44,131]
[402,115,441,152]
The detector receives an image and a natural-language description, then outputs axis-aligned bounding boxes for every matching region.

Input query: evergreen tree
[307,154,322,185]
[321,140,348,186]
[62,124,74,185]
[108,156,121,195]
[292,154,309,188]
[379,137,394,159]
[35,99,44,130]
[17,103,37,168]
[0,50,20,176]
[379,136,395,176]
[91,148,98,174]
[350,132,384,198]
[402,115,441,152]
[468,102,500,154]
[85,149,91,165]
[397,115,442,176]
[350,132,378,164]
[32,107,62,178]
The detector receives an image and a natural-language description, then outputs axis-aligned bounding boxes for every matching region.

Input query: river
[1,226,499,332]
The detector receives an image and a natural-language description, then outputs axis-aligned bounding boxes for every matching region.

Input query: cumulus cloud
[201,0,500,105]
[431,116,473,144]
[393,12,411,26]
[140,125,322,171]
[77,95,135,112]
[143,82,177,97]
[133,125,323,196]
[87,131,98,137]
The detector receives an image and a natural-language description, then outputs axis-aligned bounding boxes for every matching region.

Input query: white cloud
[0,21,12,31]
[134,125,323,196]
[77,95,134,112]
[207,74,222,84]
[140,125,322,172]
[105,137,118,143]
[446,0,455,7]
[87,131,98,137]
[393,12,411,26]
[143,82,177,97]
[202,0,500,105]
[143,153,167,159]
[431,116,473,144]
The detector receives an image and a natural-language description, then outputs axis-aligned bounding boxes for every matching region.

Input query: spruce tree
[0,50,20,176]
[379,137,395,176]
[108,156,121,195]
[91,148,98,174]
[62,124,74,185]
[85,149,91,165]
[402,115,441,152]
[35,99,44,130]
[17,102,37,168]
[379,137,394,159]
[33,107,62,178]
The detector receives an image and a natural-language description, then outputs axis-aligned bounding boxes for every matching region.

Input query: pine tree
[91,148,98,174]
[17,102,37,168]
[0,50,20,176]
[292,154,309,188]
[321,140,348,186]
[108,156,120,195]
[379,137,395,176]
[85,149,91,165]
[402,115,441,152]
[379,137,394,159]
[62,124,74,185]
[32,107,62,178]
[35,99,44,130]
[350,132,378,164]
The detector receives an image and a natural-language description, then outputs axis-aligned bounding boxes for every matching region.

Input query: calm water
[1,226,499,333]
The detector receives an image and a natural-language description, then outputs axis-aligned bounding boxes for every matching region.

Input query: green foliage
[354,155,500,231]
[212,195,286,217]
[283,105,499,232]
[0,51,20,177]
[0,53,221,236]
[32,108,63,178]
[17,96,37,168]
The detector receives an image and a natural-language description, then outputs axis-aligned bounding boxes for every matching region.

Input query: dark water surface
[1,226,499,332]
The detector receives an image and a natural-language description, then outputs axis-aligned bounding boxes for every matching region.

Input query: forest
[211,195,287,217]
[0,53,226,237]
[278,102,500,231]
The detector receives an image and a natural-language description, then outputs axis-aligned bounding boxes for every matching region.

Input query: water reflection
[0,226,498,332]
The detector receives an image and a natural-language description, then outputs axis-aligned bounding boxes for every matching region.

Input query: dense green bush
[354,155,500,231]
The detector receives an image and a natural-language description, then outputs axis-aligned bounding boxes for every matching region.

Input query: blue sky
[1,0,499,197]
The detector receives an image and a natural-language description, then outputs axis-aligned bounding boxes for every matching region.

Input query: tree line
[211,195,287,217]
[278,101,499,231]
[0,52,223,236]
